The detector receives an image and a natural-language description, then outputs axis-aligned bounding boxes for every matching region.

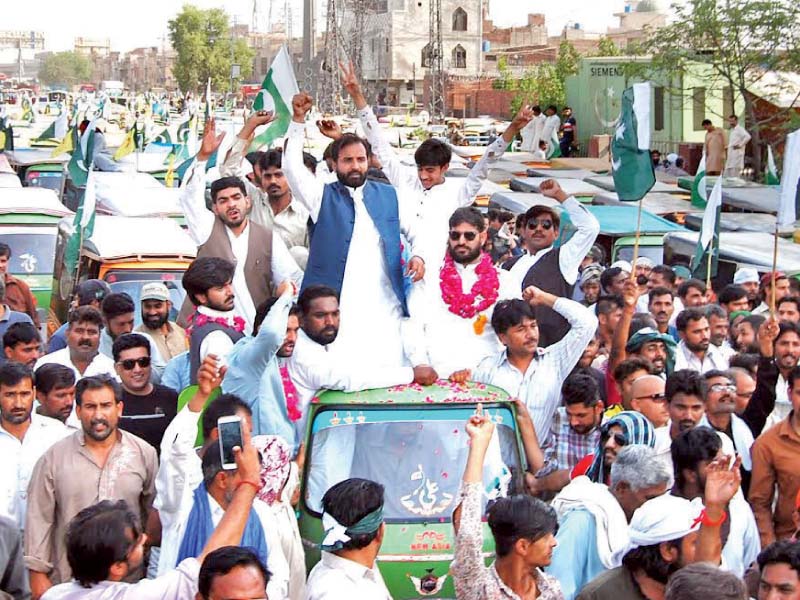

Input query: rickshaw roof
[58,215,196,260]
[313,381,512,406]
[584,175,684,195]
[0,187,73,217]
[510,176,607,196]
[592,192,700,216]
[93,171,183,217]
[5,149,70,167]
[584,205,687,236]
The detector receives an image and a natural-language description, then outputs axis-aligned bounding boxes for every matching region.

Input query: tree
[595,36,621,57]
[632,0,800,173]
[39,52,91,87]
[168,5,255,93]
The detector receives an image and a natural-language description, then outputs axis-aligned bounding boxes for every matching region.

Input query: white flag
[80,168,96,228]
[777,130,800,227]
[699,176,722,249]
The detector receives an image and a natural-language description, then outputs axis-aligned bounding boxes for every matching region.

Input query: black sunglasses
[602,431,627,446]
[526,219,554,231]
[118,357,151,370]
[449,230,478,241]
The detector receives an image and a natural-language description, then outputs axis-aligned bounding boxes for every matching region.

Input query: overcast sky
[10,0,628,52]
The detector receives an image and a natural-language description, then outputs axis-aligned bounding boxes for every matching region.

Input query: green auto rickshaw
[5,149,69,199]
[299,381,525,599]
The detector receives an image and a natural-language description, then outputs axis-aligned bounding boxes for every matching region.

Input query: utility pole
[349,0,366,79]
[319,0,340,114]
[428,0,445,120]
[303,0,316,65]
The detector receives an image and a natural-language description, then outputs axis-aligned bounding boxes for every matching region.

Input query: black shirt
[120,384,179,454]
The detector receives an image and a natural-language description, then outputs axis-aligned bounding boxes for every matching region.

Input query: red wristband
[693,508,727,528]
[236,480,260,493]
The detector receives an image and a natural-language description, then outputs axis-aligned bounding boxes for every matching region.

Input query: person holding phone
[38,421,265,599]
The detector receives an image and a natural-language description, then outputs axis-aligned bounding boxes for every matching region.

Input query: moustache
[91,418,109,428]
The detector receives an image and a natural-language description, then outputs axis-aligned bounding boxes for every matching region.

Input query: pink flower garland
[187,310,246,335]
[280,366,302,422]
[439,252,499,319]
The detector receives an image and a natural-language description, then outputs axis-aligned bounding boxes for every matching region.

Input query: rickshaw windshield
[305,406,521,521]
[0,232,57,274]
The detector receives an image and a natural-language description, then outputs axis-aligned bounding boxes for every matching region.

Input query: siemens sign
[590,66,625,77]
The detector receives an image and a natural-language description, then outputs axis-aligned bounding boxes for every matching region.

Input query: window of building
[452,44,466,68]
[654,86,664,131]
[421,43,432,68]
[452,7,467,31]
[692,87,706,131]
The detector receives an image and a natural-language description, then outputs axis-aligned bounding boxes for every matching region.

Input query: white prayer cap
[635,256,655,269]
[733,267,759,285]
[611,259,632,273]
[627,494,703,550]
[666,153,679,164]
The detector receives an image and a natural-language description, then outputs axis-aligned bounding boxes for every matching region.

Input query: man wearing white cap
[135,282,187,363]
[733,267,760,310]
[577,454,741,599]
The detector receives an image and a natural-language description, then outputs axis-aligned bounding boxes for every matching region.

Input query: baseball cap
[141,282,170,302]
[733,267,759,285]
[75,279,112,306]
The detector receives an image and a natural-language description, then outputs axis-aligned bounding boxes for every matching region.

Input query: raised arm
[539,178,600,285]
[284,93,325,221]
[696,455,742,565]
[221,110,275,177]
[179,119,226,245]
[609,278,639,373]
[741,318,780,436]
[270,234,304,288]
[341,61,417,191]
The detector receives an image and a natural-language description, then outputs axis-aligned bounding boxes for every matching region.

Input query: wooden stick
[770,223,779,316]
[706,239,713,291]
[630,199,644,280]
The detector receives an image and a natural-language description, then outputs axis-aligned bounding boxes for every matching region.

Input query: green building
[565,56,745,151]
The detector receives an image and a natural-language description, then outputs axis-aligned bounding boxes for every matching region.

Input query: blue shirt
[47,323,68,353]
[161,351,190,394]
[222,291,297,449]
[546,509,605,600]
[0,307,33,341]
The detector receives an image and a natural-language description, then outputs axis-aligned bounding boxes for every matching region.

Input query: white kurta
[283,121,420,369]
[724,125,751,177]
[541,114,562,153]
[520,113,546,152]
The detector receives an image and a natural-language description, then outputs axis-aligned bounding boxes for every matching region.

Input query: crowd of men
[1,66,799,600]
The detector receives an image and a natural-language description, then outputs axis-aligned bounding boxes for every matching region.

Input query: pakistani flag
[67,120,96,188]
[153,128,173,145]
[777,130,800,228]
[51,126,74,157]
[691,153,707,208]
[691,176,722,279]
[766,145,780,186]
[546,128,561,159]
[249,45,299,152]
[64,150,97,275]
[611,83,655,202]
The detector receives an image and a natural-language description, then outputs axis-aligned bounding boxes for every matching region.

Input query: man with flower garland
[413,206,521,380]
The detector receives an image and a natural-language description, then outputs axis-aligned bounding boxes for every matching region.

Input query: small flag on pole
[611,83,655,202]
[546,128,561,160]
[691,153,707,208]
[766,145,780,186]
[249,45,300,151]
[51,126,74,157]
[776,130,800,228]
[691,176,722,279]
[113,127,136,160]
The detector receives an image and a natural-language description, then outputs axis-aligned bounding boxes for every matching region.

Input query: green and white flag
[777,130,800,228]
[249,45,299,151]
[766,145,780,186]
[691,175,722,279]
[691,153,707,208]
[153,128,173,145]
[611,83,655,202]
[546,128,561,160]
[64,135,97,276]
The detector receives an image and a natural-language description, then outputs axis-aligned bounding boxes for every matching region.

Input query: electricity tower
[428,0,445,120]
[348,0,367,79]
[319,0,341,114]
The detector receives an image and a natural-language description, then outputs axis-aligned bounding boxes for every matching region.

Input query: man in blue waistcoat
[283,92,436,379]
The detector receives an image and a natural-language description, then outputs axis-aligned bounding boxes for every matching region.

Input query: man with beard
[135,282,187,362]
[527,372,603,497]
[648,287,678,340]
[223,281,306,448]
[671,427,761,577]
[735,314,766,354]
[34,307,117,381]
[578,457,740,600]
[179,119,303,335]
[417,207,521,379]
[220,112,310,260]
[34,364,77,428]
[285,93,425,371]
[778,297,800,324]
[112,333,178,454]
[0,363,69,530]
[288,285,434,432]
[25,375,157,594]
[98,293,165,380]
[733,267,760,309]
[674,307,729,372]
[182,257,245,385]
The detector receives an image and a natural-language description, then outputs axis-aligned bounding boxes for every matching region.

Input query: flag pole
[770,224,779,316]
[630,199,644,280]
[705,242,713,291]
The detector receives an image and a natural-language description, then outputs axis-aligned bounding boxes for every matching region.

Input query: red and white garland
[439,252,499,333]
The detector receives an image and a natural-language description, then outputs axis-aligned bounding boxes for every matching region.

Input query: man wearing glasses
[504,179,600,346]
[112,333,177,455]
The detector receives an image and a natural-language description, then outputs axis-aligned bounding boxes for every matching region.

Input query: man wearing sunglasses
[112,333,177,455]
[504,179,600,347]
